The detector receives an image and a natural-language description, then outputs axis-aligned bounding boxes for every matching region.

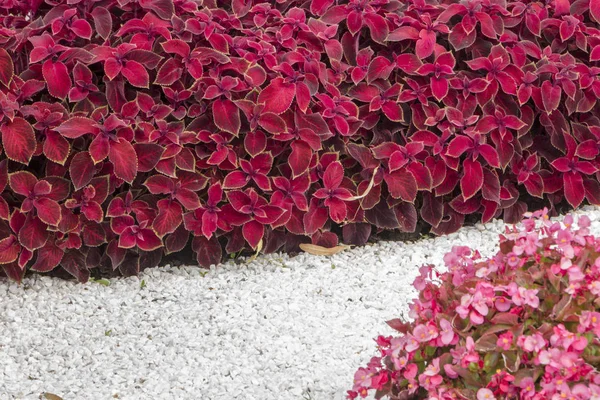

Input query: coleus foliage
[1,0,600,281]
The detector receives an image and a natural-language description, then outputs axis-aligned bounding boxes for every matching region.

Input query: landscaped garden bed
[2,0,600,398]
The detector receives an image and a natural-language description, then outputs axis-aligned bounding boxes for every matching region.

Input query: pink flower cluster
[349,210,600,399]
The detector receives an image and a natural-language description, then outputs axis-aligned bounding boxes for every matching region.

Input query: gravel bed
[1,206,599,400]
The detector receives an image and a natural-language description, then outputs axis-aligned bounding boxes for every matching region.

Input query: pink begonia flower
[578,215,591,228]
[505,252,521,267]
[413,323,438,342]
[494,296,511,312]
[404,363,419,394]
[389,336,406,359]
[589,383,600,400]
[556,229,575,258]
[520,287,540,308]
[353,367,372,389]
[370,372,388,390]
[405,334,420,352]
[518,333,546,352]
[513,232,541,256]
[392,355,408,370]
[565,281,582,295]
[589,280,600,296]
[477,388,496,400]
[519,377,536,398]
[564,214,574,228]
[439,319,455,345]
[497,331,513,351]
[572,384,591,399]
[550,324,588,351]
[419,371,443,391]
[567,265,585,282]
[413,265,433,290]
[553,382,590,400]
[578,311,600,334]
[507,283,539,308]
[472,290,490,315]
[443,363,458,378]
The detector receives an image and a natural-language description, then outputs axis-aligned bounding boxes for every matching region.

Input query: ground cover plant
[349,211,600,399]
[2,0,600,281]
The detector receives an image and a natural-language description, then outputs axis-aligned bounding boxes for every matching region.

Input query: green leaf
[90,277,111,286]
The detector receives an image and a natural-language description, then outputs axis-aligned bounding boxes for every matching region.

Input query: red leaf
[461,158,484,200]
[416,30,436,59]
[244,130,267,157]
[18,215,48,251]
[257,77,296,114]
[165,225,189,255]
[0,236,20,264]
[395,54,422,74]
[1,117,36,165]
[323,161,344,189]
[134,143,164,172]
[71,19,92,39]
[448,23,476,50]
[91,7,112,39]
[395,202,417,232]
[154,58,183,86]
[385,169,418,202]
[0,48,14,86]
[42,59,71,100]
[382,102,404,122]
[152,199,183,237]
[367,56,393,84]
[109,137,138,183]
[69,151,95,191]
[304,199,328,234]
[289,141,313,177]
[342,223,371,245]
[44,130,70,165]
[61,250,89,282]
[175,188,201,211]
[9,171,37,196]
[82,201,104,223]
[213,99,241,135]
[122,60,149,88]
[34,197,61,226]
[192,236,222,268]
[420,191,444,227]
[258,113,286,134]
[591,0,600,23]
[144,175,174,194]
[364,13,389,44]
[541,81,561,112]
[55,117,97,139]
[137,228,163,251]
[242,220,264,249]
[31,242,63,272]
[563,171,585,208]
[223,171,249,189]
[325,196,347,222]
[139,0,174,19]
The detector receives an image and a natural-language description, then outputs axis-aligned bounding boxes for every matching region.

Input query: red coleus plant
[2,0,600,282]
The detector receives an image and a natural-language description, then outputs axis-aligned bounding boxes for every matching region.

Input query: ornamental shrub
[2,0,600,281]
[348,210,600,400]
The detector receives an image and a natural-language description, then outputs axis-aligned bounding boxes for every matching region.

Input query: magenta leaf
[1,117,36,165]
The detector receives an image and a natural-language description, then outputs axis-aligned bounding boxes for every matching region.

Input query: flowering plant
[349,211,600,399]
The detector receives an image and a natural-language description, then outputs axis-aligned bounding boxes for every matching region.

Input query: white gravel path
[1,206,599,400]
